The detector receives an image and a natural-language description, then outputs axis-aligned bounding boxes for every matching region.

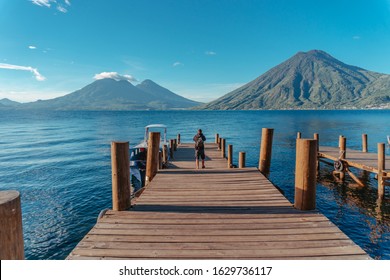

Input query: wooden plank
[69,246,367,259]
[81,232,354,243]
[76,239,357,250]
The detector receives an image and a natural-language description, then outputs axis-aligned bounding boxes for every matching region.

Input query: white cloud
[93,72,138,82]
[30,0,71,13]
[173,62,184,67]
[28,45,37,49]
[0,63,46,81]
[205,51,217,56]
[31,0,51,8]
[57,5,67,13]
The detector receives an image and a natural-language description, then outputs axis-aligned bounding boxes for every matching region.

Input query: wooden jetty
[317,134,390,199]
[67,136,369,260]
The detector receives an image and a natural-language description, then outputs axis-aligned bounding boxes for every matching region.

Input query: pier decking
[67,143,369,260]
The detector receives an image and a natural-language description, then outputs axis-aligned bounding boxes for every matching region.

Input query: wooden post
[221,138,226,158]
[0,191,24,259]
[158,151,163,170]
[378,143,385,199]
[294,139,317,210]
[145,132,161,184]
[218,137,221,150]
[177,134,181,145]
[173,139,177,151]
[170,139,174,159]
[258,128,274,177]
[111,141,131,211]
[163,144,168,163]
[297,132,301,139]
[314,133,319,172]
[338,135,344,148]
[339,136,346,180]
[313,133,319,152]
[227,144,233,168]
[362,134,368,153]
[215,133,219,144]
[239,152,246,168]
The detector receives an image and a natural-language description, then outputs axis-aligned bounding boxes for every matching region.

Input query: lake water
[0,110,389,259]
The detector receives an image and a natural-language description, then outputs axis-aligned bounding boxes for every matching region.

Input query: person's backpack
[195,135,204,149]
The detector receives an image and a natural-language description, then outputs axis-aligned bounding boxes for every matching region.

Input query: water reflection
[317,163,390,259]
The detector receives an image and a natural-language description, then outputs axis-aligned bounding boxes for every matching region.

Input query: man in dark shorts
[193,129,206,169]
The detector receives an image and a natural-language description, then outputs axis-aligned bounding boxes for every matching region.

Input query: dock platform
[67,143,369,260]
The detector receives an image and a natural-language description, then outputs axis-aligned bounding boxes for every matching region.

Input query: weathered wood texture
[111,142,131,211]
[0,191,24,259]
[68,143,369,260]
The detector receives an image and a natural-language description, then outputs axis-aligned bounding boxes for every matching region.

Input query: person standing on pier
[193,129,206,169]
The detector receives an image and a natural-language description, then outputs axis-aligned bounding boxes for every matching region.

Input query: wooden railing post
[111,141,131,211]
[215,133,219,144]
[297,132,301,139]
[294,139,317,210]
[378,143,385,199]
[221,138,226,158]
[259,128,274,177]
[239,152,246,168]
[227,144,233,168]
[177,134,181,145]
[146,132,161,184]
[173,139,177,151]
[218,137,221,150]
[0,191,24,259]
[362,134,368,153]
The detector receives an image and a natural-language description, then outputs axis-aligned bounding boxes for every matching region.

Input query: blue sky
[1,0,390,102]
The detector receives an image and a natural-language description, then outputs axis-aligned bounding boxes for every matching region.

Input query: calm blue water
[0,110,389,259]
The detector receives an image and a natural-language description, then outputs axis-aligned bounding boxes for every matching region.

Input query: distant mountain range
[2,50,390,110]
[198,50,390,110]
[0,79,200,110]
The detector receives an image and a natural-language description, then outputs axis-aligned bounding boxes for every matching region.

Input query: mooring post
[227,144,233,168]
[338,135,344,148]
[0,191,24,259]
[158,150,163,170]
[111,141,131,211]
[239,152,246,168]
[259,128,274,177]
[215,133,219,144]
[177,134,181,145]
[362,134,368,153]
[297,132,301,139]
[294,139,317,210]
[314,133,319,152]
[173,139,177,151]
[378,143,385,199]
[339,136,347,180]
[218,137,221,150]
[221,138,226,158]
[170,139,174,159]
[146,132,161,185]
[314,133,320,172]
[163,144,168,164]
